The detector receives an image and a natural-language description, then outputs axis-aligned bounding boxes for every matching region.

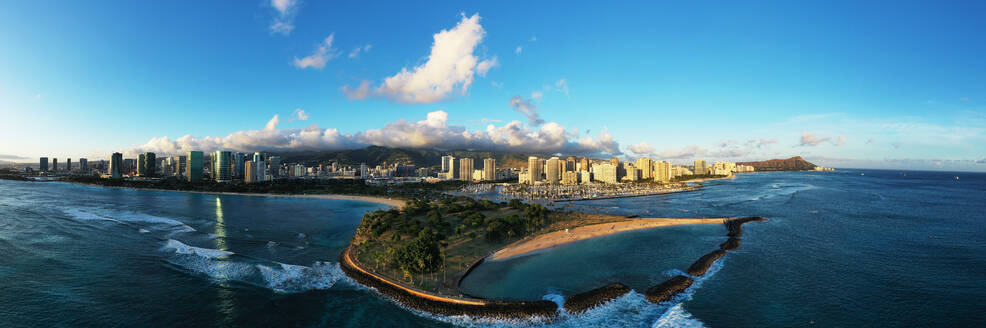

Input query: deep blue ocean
[0,169,984,327]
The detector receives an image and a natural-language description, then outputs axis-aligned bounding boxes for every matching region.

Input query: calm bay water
[1,169,984,327]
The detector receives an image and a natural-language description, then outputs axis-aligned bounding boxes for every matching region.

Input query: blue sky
[1,1,985,171]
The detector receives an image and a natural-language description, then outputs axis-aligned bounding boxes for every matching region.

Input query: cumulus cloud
[290,108,309,121]
[509,95,545,126]
[659,145,708,159]
[269,0,300,36]
[834,135,847,147]
[515,46,523,55]
[294,34,339,69]
[341,13,497,104]
[628,142,655,155]
[757,138,777,148]
[348,44,372,59]
[123,110,620,157]
[799,131,831,147]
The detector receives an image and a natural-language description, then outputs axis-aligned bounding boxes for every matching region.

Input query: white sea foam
[652,304,705,328]
[372,257,729,327]
[162,239,344,293]
[163,239,233,259]
[138,228,150,234]
[63,208,196,233]
[256,261,345,293]
[62,208,120,223]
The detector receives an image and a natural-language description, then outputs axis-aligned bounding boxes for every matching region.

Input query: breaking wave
[382,258,727,327]
[62,208,197,234]
[161,239,345,293]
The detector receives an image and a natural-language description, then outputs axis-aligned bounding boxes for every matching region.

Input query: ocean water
[1,170,984,327]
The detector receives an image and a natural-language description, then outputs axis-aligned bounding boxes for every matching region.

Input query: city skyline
[2,1,985,171]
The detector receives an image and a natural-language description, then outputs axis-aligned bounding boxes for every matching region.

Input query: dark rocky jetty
[724,216,765,237]
[643,216,765,306]
[339,249,558,319]
[686,250,728,276]
[719,237,741,250]
[644,275,694,303]
[563,282,632,314]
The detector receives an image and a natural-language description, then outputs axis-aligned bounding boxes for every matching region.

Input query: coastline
[63,181,406,209]
[490,217,730,261]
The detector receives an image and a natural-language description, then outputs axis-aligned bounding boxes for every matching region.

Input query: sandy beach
[491,218,728,261]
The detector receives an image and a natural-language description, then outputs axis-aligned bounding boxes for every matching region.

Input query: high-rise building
[595,163,618,184]
[458,158,474,181]
[52,158,58,173]
[110,153,123,179]
[483,158,496,181]
[137,154,147,176]
[186,151,203,182]
[561,171,579,185]
[580,157,590,172]
[40,157,48,172]
[268,156,281,178]
[610,157,620,167]
[244,161,256,183]
[176,156,187,177]
[545,157,561,184]
[654,161,672,183]
[253,153,267,181]
[527,156,542,183]
[566,156,577,172]
[79,158,88,173]
[694,160,707,175]
[67,158,72,172]
[637,158,653,179]
[233,153,245,178]
[441,155,455,173]
[360,163,368,178]
[213,151,232,182]
[145,152,156,177]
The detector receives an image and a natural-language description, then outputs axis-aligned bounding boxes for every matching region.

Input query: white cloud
[659,145,708,159]
[530,91,543,100]
[799,131,830,147]
[834,135,847,147]
[757,138,777,148]
[628,142,655,154]
[269,0,300,36]
[960,97,970,101]
[291,108,309,121]
[123,110,621,157]
[515,46,523,55]
[490,81,503,89]
[340,80,372,100]
[509,95,545,126]
[348,44,372,59]
[294,34,338,69]
[341,13,497,104]
[543,78,569,96]
[264,115,280,131]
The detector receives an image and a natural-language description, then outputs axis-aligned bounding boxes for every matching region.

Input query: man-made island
[344,194,765,318]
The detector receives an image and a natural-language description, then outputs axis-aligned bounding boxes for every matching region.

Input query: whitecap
[162,239,232,259]
[652,304,705,328]
[138,228,150,234]
[256,261,345,293]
